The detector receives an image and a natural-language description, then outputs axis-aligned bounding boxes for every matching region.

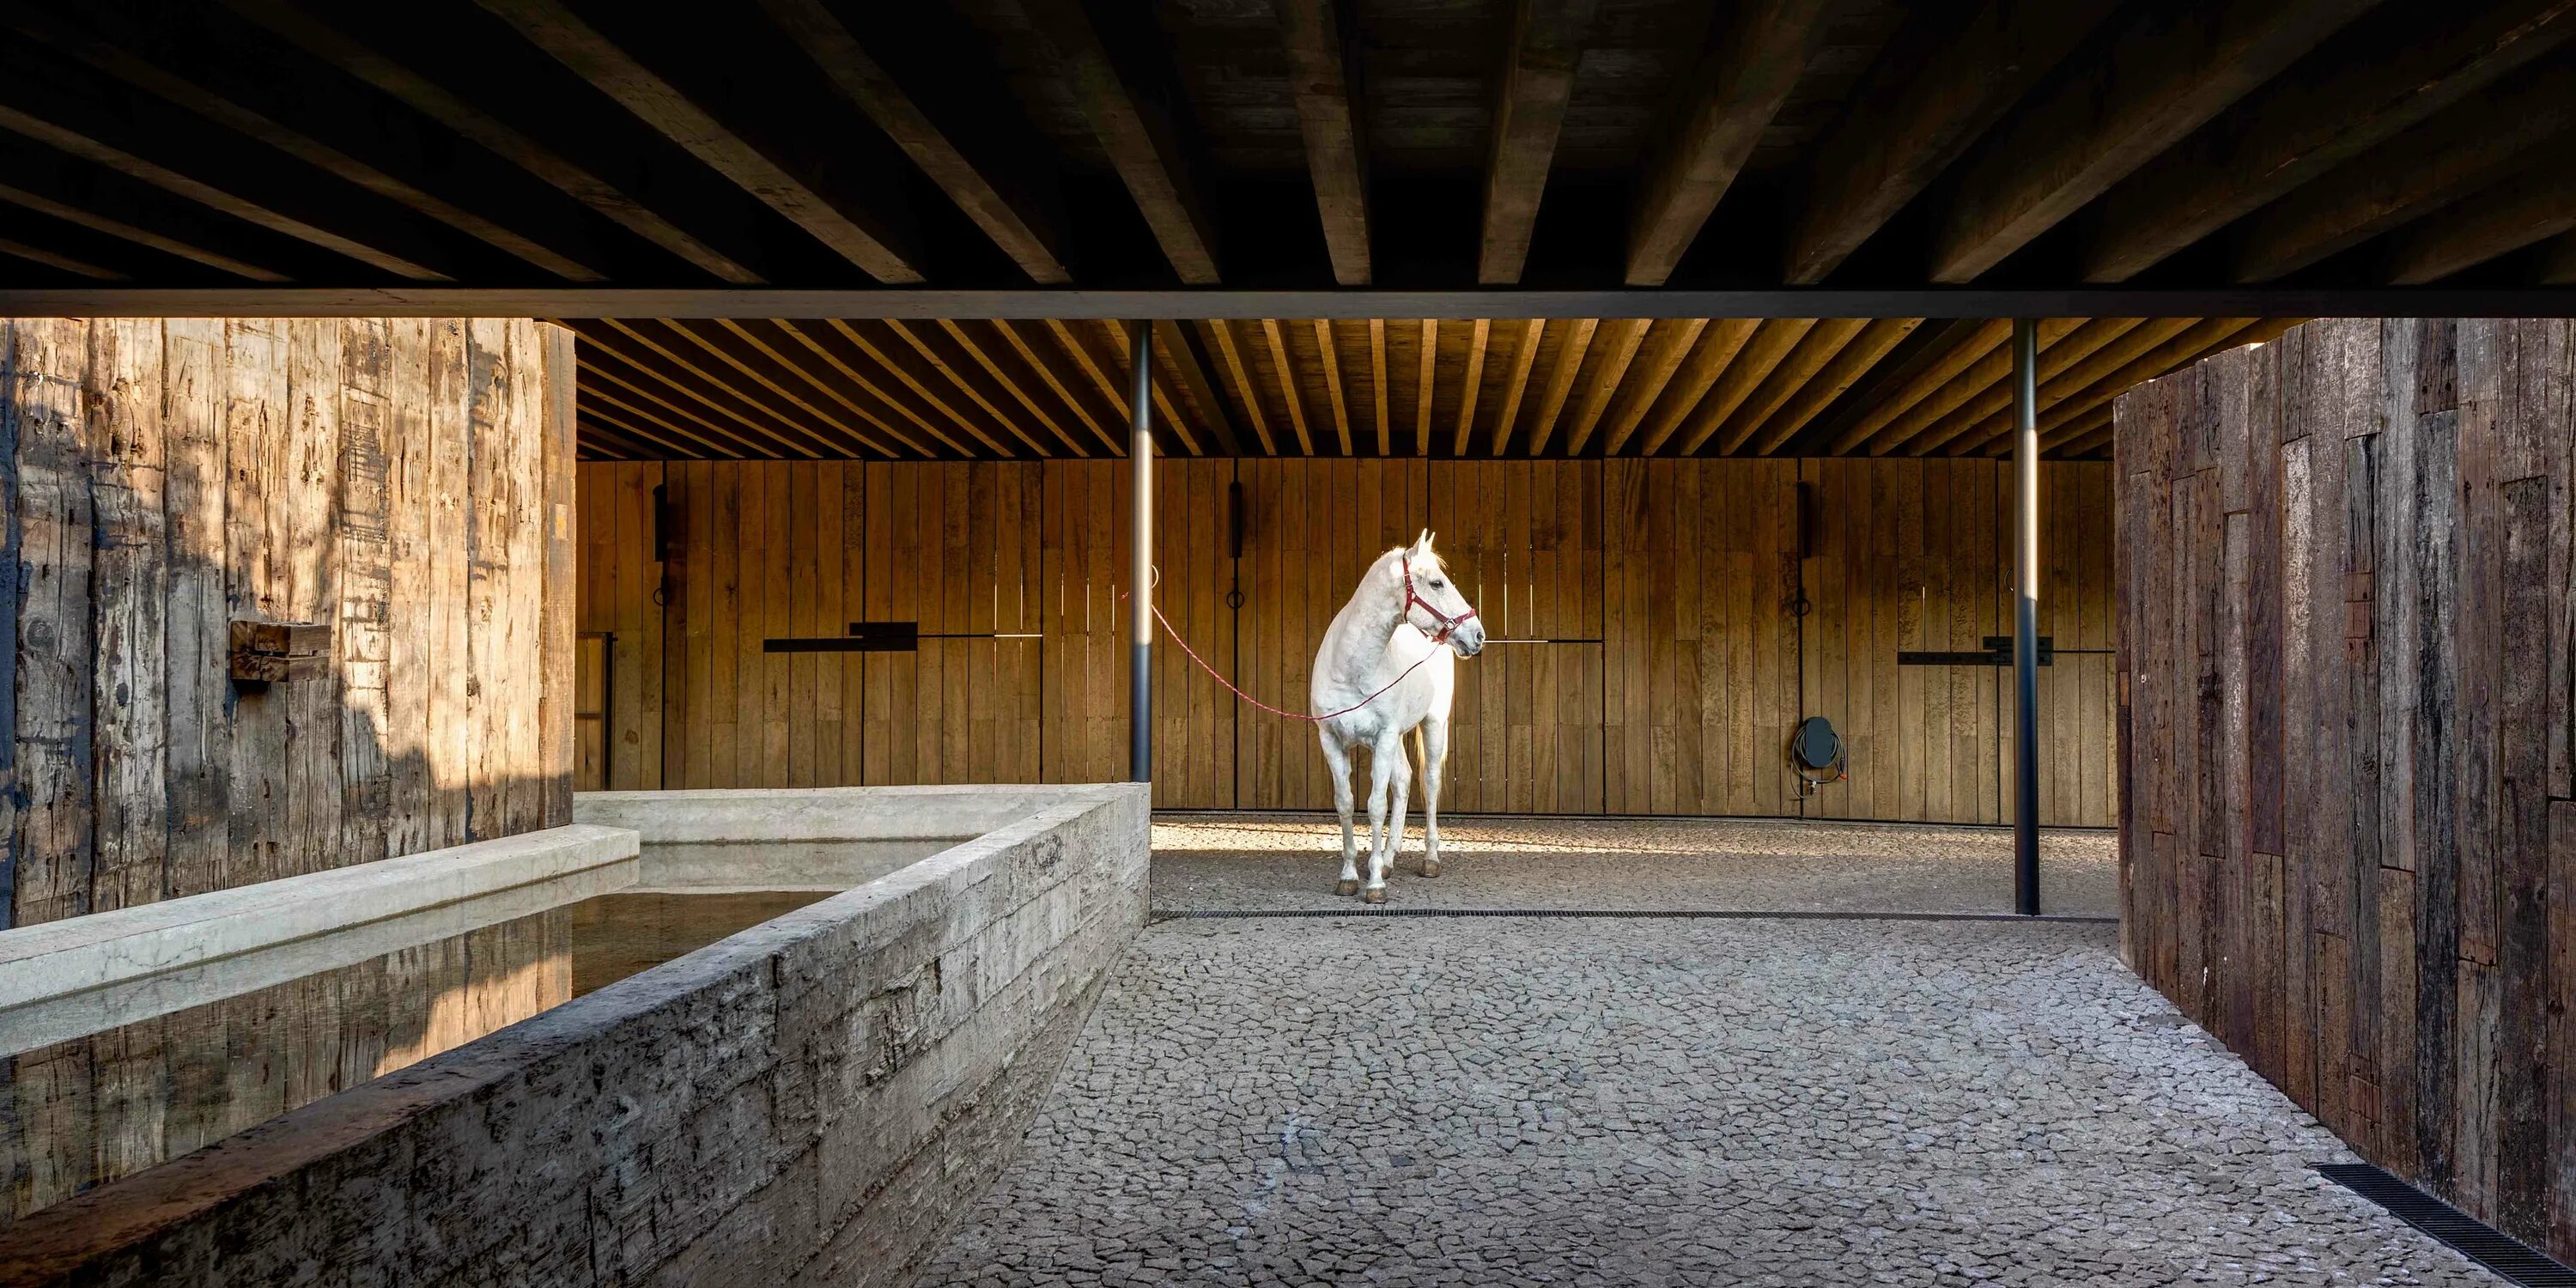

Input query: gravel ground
[1150,815,2120,918]
[922,915,2500,1287]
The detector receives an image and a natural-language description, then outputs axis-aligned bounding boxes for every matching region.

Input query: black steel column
[2012,317,2040,915]
[1129,321,1154,783]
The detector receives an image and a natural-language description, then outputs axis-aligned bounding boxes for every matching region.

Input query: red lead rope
[1121,550,1469,722]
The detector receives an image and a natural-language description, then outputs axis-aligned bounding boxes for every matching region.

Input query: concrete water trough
[0,782,1149,1288]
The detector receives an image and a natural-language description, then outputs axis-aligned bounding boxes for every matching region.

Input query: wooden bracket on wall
[229,619,331,683]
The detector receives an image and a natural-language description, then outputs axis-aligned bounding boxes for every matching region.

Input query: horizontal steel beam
[3,287,2575,319]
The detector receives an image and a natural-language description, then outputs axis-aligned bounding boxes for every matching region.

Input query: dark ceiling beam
[474,0,920,283]
[1624,0,1835,287]
[992,320,1124,454]
[0,96,449,281]
[1671,318,1814,455]
[573,336,821,458]
[1018,0,1219,285]
[1313,319,1358,456]
[1,0,607,283]
[1524,316,1595,455]
[754,0,1069,284]
[1204,320,1279,456]
[2227,62,2576,282]
[1157,319,1245,456]
[1927,0,2377,283]
[1561,317,1648,456]
[0,156,290,283]
[1782,0,2117,285]
[824,319,1026,456]
[1742,317,1920,455]
[2543,230,2576,284]
[223,0,762,284]
[1277,0,1370,286]
[1262,319,1318,455]
[2081,0,2576,283]
[2387,164,2576,283]
[886,319,1060,455]
[0,230,124,280]
[1478,0,1595,285]
[12,287,2576,319]
[930,319,1092,456]
[1447,319,1489,456]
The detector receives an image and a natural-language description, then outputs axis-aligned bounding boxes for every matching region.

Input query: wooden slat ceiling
[0,1,2567,295]
[569,315,2300,462]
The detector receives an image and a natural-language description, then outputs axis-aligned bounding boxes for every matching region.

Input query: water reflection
[0,888,829,1224]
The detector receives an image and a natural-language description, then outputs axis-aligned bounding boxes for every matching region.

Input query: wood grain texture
[2119,317,2576,1261]
[0,318,571,927]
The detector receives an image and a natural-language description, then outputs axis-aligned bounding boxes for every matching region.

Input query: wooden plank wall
[580,458,2116,823]
[0,317,575,930]
[2117,319,2576,1260]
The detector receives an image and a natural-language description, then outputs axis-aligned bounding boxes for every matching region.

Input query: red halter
[1401,551,1478,645]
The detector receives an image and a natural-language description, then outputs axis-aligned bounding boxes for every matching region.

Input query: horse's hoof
[1335,878,1358,896]
[1419,859,1441,878]
[1363,886,1387,904]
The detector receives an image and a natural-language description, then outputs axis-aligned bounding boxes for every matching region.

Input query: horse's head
[1397,531,1485,657]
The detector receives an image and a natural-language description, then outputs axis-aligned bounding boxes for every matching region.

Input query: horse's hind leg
[1419,718,1449,877]
[1321,732,1359,896]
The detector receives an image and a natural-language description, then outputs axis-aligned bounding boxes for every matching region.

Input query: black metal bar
[10,287,2574,319]
[2012,317,2040,917]
[1897,650,2013,667]
[1130,319,1154,784]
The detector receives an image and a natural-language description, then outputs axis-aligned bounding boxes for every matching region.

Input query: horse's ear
[1414,528,1434,553]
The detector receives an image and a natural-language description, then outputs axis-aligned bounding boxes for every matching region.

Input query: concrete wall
[0,782,1150,1287]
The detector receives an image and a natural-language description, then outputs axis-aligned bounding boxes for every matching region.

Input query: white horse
[1312,531,1486,902]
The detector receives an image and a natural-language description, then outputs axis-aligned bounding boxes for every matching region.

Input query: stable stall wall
[578,457,2116,825]
[0,318,578,930]
[2115,319,2576,1257]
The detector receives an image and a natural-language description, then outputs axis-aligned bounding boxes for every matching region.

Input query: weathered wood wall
[2117,319,2576,1258]
[0,318,576,929]
[580,458,2114,823]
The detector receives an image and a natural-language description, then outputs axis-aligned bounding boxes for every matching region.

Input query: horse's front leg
[1364,730,1408,902]
[1321,731,1359,896]
[1418,717,1449,877]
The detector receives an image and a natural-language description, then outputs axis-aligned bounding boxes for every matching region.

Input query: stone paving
[918,820,2501,1288]
[1149,815,2120,917]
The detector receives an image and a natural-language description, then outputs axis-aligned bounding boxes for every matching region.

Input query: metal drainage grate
[2317,1163,2576,1287]
[1155,907,2117,924]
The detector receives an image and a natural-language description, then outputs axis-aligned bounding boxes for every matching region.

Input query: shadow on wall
[0,314,576,931]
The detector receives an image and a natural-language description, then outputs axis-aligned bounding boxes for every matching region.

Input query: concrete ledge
[0,823,638,1012]
[2,783,1150,1288]
[575,783,1100,841]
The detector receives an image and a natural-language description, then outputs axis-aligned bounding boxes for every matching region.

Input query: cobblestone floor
[919,822,2499,1288]
[1150,815,2120,917]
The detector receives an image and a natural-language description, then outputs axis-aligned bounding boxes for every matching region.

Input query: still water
[0,885,830,1225]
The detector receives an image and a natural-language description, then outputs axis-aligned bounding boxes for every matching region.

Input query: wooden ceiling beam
[2229,61,2576,282]
[755,0,1068,284]
[1933,317,2196,454]
[1072,319,1201,456]
[2024,317,2260,443]
[1525,317,1597,455]
[1741,317,1921,456]
[1367,319,1390,455]
[1598,319,1708,456]
[1829,319,2010,453]
[935,320,1089,456]
[1277,0,1370,285]
[1415,319,1437,457]
[1157,319,1245,456]
[577,398,712,459]
[828,319,1024,455]
[578,377,764,459]
[2048,406,2118,457]
[1562,317,1649,456]
[1675,319,1817,455]
[1783,0,2116,284]
[991,320,1123,455]
[1899,316,2147,454]
[1450,319,1492,455]
[1927,0,2375,283]
[1865,317,2083,454]
[2081,0,2576,282]
[1489,319,1548,456]
[0,97,448,280]
[1312,319,1356,456]
[1261,319,1317,456]
[758,319,950,456]
[1479,0,1595,285]
[2387,163,2576,283]
[1625,0,1835,286]
[660,319,910,457]
[0,230,124,280]
[1708,318,1862,455]
[2,1,606,282]
[890,319,1060,454]
[573,330,828,458]
[1631,319,1757,456]
[1205,319,1278,455]
[1018,0,1218,284]
[475,0,920,283]
[0,170,287,282]
[574,411,674,460]
[224,0,761,283]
